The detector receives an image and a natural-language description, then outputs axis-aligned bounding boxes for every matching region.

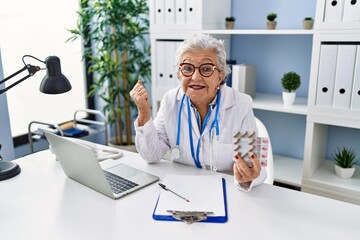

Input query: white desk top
[1,150,359,240]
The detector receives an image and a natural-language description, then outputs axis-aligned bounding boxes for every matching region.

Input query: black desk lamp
[0,55,72,180]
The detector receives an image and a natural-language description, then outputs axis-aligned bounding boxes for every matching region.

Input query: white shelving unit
[301,0,360,205]
[149,0,360,203]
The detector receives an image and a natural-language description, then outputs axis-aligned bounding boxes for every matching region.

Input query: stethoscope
[170,90,220,171]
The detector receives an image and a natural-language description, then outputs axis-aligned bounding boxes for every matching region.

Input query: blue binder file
[62,127,89,138]
[152,175,228,223]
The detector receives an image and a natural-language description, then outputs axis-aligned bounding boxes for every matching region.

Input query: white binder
[165,0,175,25]
[156,41,167,87]
[324,0,345,22]
[165,41,177,88]
[350,46,360,110]
[333,44,357,109]
[154,0,165,25]
[173,41,183,88]
[185,0,198,25]
[175,0,186,25]
[343,0,360,22]
[231,64,256,98]
[315,44,338,107]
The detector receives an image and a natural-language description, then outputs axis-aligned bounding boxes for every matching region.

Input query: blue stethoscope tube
[174,90,220,168]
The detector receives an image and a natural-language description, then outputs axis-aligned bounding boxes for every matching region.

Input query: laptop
[44,131,159,199]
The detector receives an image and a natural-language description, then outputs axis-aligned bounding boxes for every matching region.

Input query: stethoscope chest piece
[170,146,181,162]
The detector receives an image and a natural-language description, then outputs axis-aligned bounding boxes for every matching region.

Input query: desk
[1,150,359,240]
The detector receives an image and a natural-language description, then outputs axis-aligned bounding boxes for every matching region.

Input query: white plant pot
[334,165,355,179]
[282,91,296,106]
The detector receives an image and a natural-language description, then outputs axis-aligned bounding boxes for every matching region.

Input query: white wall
[0,1,87,137]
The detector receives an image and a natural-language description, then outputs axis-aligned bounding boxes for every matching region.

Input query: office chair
[255,117,274,185]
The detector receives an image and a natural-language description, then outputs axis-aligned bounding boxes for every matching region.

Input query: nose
[191,68,202,81]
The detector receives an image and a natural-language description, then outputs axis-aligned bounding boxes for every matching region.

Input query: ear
[218,72,225,84]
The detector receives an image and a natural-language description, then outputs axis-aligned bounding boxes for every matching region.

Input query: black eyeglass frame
[179,63,220,77]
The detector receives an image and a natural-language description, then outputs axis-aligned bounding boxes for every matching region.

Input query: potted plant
[281,71,301,105]
[303,17,314,30]
[68,0,151,146]
[225,16,236,29]
[333,146,359,179]
[267,12,277,30]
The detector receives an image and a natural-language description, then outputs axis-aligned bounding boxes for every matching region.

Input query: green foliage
[267,12,277,21]
[333,146,359,168]
[67,0,151,145]
[225,16,236,21]
[304,17,313,21]
[281,71,301,92]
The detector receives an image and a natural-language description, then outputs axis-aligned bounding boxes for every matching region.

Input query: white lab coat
[134,85,267,191]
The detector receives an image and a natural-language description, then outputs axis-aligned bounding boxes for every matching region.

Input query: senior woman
[130,34,266,191]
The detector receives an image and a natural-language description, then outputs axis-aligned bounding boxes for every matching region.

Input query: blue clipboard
[152,178,228,223]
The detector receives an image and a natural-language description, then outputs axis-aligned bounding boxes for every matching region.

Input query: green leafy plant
[67,0,151,145]
[225,16,236,22]
[267,12,277,21]
[281,71,301,92]
[333,146,359,168]
[304,17,313,21]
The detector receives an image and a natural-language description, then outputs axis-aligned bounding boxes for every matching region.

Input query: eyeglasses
[179,63,220,77]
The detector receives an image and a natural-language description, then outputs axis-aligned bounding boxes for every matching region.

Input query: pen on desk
[158,183,190,202]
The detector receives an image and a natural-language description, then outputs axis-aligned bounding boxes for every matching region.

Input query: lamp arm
[0,65,28,85]
[0,64,41,95]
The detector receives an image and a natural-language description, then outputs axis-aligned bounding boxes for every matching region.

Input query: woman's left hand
[233,153,261,184]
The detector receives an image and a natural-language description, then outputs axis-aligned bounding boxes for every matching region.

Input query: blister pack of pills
[233,131,269,167]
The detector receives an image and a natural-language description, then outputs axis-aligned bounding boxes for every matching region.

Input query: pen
[158,183,190,202]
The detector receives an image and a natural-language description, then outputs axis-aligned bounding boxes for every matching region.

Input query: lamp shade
[40,56,72,94]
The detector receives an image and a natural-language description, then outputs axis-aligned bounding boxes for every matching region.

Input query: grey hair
[175,34,231,84]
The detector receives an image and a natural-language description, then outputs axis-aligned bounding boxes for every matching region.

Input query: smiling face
[179,50,224,108]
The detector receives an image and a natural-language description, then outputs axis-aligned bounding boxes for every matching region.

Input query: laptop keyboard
[104,171,139,195]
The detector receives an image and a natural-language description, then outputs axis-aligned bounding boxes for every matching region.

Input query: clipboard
[152,175,228,224]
